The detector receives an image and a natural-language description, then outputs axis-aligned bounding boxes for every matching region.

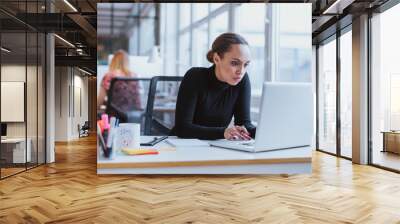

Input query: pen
[97,123,107,155]
[140,136,168,146]
[104,116,116,158]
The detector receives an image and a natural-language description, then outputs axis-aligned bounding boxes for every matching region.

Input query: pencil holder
[114,123,141,152]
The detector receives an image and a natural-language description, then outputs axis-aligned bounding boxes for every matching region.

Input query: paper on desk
[165,139,209,147]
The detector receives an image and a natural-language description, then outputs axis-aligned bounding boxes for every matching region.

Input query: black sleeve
[233,74,257,138]
[174,69,225,139]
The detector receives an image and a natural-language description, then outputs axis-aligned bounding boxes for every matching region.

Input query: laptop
[210,82,314,152]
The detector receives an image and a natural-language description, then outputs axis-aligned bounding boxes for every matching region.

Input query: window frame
[315,24,353,161]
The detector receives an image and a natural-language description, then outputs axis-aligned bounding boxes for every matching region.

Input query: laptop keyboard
[242,142,254,146]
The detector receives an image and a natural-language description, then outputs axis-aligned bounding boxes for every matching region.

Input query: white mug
[114,123,141,152]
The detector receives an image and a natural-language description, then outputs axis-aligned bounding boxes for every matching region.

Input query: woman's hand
[224,126,251,141]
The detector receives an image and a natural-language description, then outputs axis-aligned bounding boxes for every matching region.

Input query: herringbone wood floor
[1,135,400,224]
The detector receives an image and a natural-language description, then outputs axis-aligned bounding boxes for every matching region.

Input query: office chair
[106,77,151,134]
[144,76,183,135]
[78,121,90,138]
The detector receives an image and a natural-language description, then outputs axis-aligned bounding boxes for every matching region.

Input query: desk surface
[97,136,312,174]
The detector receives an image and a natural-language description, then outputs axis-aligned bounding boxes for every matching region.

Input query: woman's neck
[214,65,225,83]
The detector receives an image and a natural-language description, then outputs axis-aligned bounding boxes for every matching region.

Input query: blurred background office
[97,3,312,126]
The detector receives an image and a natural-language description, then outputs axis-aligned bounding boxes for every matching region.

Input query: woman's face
[214,44,251,86]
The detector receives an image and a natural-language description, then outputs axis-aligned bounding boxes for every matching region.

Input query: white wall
[55,67,89,141]
[55,66,69,141]
[72,73,89,138]
[1,64,46,163]
[1,65,26,138]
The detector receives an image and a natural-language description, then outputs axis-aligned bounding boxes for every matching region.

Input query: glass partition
[0,1,46,179]
[0,26,28,178]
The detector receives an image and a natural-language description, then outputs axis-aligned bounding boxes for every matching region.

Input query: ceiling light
[322,0,354,15]
[78,67,92,76]
[323,0,341,14]
[63,0,78,12]
[54,34,75,48]
[1,47,11,53]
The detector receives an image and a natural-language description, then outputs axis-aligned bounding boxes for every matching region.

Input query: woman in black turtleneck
[172,33,256,140]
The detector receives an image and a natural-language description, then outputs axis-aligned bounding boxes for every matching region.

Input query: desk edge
[97,157,312,169]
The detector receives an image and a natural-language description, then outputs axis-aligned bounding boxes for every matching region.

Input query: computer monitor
[1,123,7,138]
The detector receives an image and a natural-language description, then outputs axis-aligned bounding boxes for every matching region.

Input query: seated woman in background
[172,33,256,140]
[97,50,141,110]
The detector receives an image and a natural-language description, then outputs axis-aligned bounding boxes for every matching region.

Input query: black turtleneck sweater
[172,66,256,140]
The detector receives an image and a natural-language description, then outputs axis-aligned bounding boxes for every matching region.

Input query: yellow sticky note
[122,148,158,155]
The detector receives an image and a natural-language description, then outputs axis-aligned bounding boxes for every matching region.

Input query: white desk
[97,137,312,174]
[1,138,31,163]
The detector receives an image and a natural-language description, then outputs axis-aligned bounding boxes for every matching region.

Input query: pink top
[101,70,142,111]
[101,71,135,91]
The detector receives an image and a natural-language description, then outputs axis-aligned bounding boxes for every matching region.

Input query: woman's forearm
[175,122,225,140]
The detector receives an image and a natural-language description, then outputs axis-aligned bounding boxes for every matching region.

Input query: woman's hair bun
[206,50,214,63]
[206,33,248,64]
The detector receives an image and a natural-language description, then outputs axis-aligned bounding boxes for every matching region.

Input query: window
[390,74,400,130]
[371,3,400,171]
[318,37,337,155]
[178,32,190,76]
[273,4,312,82]
[340,29,352,158]
[139,16,155,55]
[210,3,224,11]
[193,3,208,22]
[179,4,191,31]
[209,11,228,44]
[236,3,266,95]
[192,23,209,67]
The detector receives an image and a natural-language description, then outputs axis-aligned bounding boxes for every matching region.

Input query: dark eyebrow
[232,58,250,64]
